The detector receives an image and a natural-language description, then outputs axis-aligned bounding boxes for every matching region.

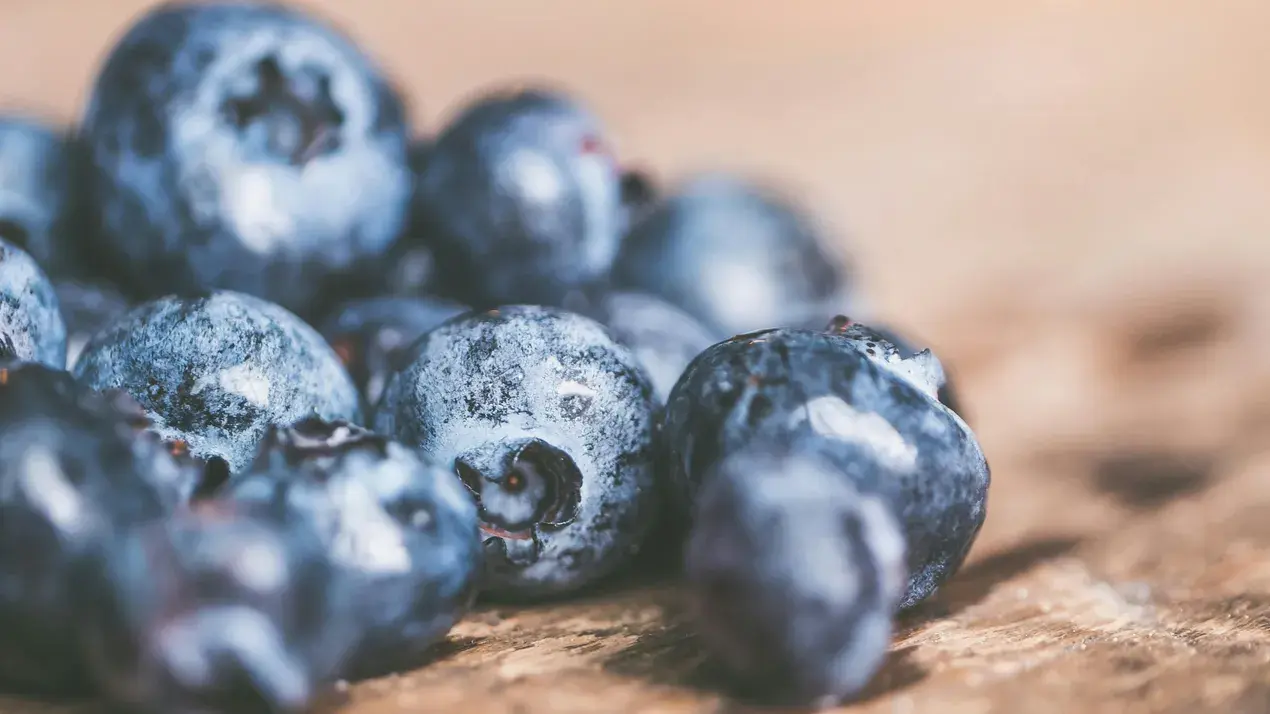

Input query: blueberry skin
[686,444,906,707]
[0,363,190,694]
[82,1,411,318]
[54,280,132,370]
[612,173,855,337]
[227,417,480,680]
[0,238,67,368]
[320,295,468,411]
[413,88,623,308]
[572,290,716,405]
[73,290,362,474]
[845,320,966,420]
[75,500,357,714]
[663,328,989,609]
[0,117,87,279]
[375,306,657,599]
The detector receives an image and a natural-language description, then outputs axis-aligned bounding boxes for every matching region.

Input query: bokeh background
[1,2,1268,711]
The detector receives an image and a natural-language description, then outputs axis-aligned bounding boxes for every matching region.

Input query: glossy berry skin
[0,363,191,694]
[663,327,989,610]
[376,306,657,599]
[227,417,480,680]
[687,444,906,707]
[0,238,66,368]
[320,295,468,411]
[841,319,965,420]
[54,280,131,370]
[75,500,356,714]
[82,2,411,318]
[612,173,855,337]
[0,117,87,279]
[74,290,361,474]
[413,88,622,308]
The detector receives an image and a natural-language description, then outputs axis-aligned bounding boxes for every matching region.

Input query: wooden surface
[2,1,1270,712]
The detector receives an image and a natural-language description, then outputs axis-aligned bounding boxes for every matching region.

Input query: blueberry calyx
[454,438,582,542]
[222,55,344,166]
[825,314,854,334]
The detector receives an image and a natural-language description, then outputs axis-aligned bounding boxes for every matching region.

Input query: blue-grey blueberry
[825,316,965,420]
[0,237,66,368]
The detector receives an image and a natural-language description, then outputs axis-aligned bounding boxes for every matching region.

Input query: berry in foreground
[0,238,67,368]
[228,417,480,679]
[82,1,411,317]
[375,306,657,599]
[73,290,361,474]
[824,316,965,420]
[686,443,905,707]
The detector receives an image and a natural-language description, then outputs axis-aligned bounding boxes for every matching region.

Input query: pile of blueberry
[0,2,990,711]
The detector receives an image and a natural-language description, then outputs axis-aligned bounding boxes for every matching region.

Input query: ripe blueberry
[0,238,66,368]
[824,315,965,420]
[0,116,88,279]
[663,326,989,609]
[375,306,657,599]
[686,443,906,707]
[227,417,480,679]
[73,290,361,475]
[54,280,131,370]
[612,173,856,337]
[412,88,623,308]
[82,1,411,318]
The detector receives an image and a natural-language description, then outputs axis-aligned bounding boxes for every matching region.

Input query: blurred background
[1,1,1268,707]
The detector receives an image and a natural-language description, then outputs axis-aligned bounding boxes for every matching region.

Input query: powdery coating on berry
[0,363,185,694]
[74,502,356,714]
[584,291,717,404]
[414,88,622,308]
[861,322,966,420]
[0,238,67,368]
[825,319,947,402]
[686,446,905,706]
[83,1,410,317]
[0,117,85,278]
[664,328,990,610]
[55,281,132,370]
[612,173,856,337]
[73,290,361,473]
[228,419,480,679]
[375,305,657,598]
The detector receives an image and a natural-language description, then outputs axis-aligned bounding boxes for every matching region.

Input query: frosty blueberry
[227,417,480,679]
[686,443,906,707]
[54,280,131,370]
[664,326,989,609]
[0,237,66,368]
[76,500,355,714]
[73,290,361,474]
[82,2,411,317]
[0,116,87,279]
[612,173,856,336]
[825,316,965,420]
[0,363,191,694]
[375,306,657,599]
[412,88,623,308]
[320,295,468,411]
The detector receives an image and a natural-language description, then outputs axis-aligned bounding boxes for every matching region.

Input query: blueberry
[82,1,411,318]
[54,280,132,370]
[412,88,623,308]
[663,326,989,609]
[320,295,468,411]
[75,500,356,714]
[824,315,965,420]
[0,116,87,279]
[612,173,856,337]
[0,362,190,694]
[0,238,67,368]
[571,290,715,404]
[686,443,906,707]
[73,290,361,475]
[227,417,480,679]
[375,306,657,599]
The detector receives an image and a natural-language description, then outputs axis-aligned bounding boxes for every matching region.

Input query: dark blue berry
[0,117,88,279]
[0,238,66,368]
[320,295,468,411]
[227,417,480,679]
[686,442,905,707]
[375,306,657,599]
[75,500,356,714]
[412,88,623,308]
[826,316,966,420]
[612,173,856,337]
[54,280,131,370]
[0,363,191,694]
[663,326,989,609]
[82,1,411,318]
[73,290,361,475]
